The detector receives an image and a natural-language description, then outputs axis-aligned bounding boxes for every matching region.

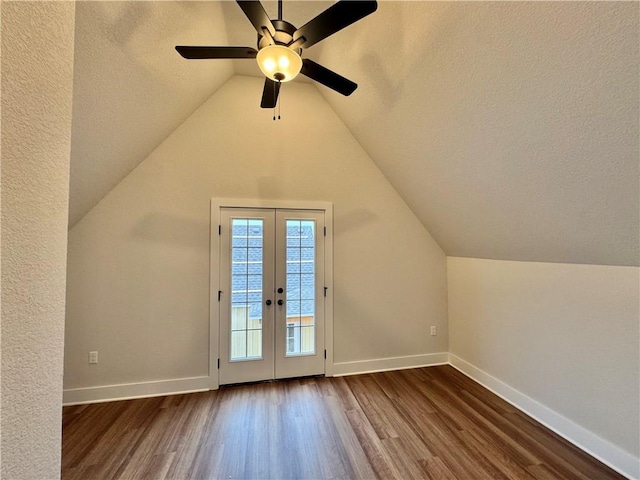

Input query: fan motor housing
[258,20,302,55]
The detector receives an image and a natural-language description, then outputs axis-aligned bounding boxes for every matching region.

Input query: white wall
[64,76,448,394]
[448,256,639,477]
[1,2,75,478]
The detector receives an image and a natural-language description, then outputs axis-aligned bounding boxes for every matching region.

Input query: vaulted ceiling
[70,1,639,266]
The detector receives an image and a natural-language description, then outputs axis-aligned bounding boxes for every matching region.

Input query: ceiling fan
[175,0,377,109]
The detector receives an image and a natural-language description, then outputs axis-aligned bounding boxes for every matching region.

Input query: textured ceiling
[69,1,639,266]
[69,1,233,225]
[313,1,639,266]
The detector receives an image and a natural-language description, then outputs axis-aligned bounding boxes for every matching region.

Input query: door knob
[266,299,272,306]
[277,299,284,306]
[277,287,284,294]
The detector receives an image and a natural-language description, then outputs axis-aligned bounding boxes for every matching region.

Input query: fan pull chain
[273,80,282,121]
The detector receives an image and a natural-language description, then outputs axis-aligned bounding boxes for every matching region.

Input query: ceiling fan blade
[293,1,377,49]
[236,1,276,37]
[301,59,357,96]
[175,46,258,59]
[261,78,281,108]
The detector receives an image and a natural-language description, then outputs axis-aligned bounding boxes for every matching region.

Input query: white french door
[218,208,325,385]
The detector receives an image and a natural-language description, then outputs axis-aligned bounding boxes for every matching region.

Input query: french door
[218,208,325,385]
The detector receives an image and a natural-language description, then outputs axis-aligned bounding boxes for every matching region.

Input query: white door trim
[209,198,334,390]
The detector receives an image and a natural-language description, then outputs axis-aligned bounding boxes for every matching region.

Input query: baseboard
[63,376,211,406]
[331,352,449,377]
[62,352,449,404]
[448,354,639,480]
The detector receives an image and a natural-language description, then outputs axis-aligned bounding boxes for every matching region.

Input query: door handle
[277,299,284,306]
[266,299,272,306]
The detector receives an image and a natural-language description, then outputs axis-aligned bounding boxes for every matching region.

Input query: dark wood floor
[62,365,624,479]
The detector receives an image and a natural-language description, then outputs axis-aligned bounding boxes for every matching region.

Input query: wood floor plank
[346,374,402,440]
[345,408,403,479]
[527,463,575,480]
[352,375,437,462]
[505,410,622,480]
[320,393,377,479]
[164,392,221,479]
[62,366,626,480]
[418,455,460,480]
[381,436,432,479]
[457,429,536,480]
[417,415,514,480]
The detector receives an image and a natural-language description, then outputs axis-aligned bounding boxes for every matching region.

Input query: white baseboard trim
[63,376,211,406]
[331,352,449,377]
[449,353,639,480]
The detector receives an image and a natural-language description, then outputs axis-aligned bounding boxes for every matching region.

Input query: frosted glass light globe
[257,45,302,82]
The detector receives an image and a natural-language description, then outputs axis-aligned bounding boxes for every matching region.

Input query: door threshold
[220,374,325,389]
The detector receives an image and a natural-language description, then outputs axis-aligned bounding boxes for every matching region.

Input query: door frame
[209,198,334,390]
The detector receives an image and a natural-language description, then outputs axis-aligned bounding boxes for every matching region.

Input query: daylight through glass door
[285,220,316,356]
[230,218,263,360]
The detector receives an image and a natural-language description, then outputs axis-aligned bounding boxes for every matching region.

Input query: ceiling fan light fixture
[176,0,378,108]
[257,45,302,82]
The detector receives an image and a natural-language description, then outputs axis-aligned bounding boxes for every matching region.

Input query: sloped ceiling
[69,1,233,225]
[69,1,639,266]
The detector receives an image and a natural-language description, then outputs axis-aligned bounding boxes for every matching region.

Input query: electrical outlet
[88,351,98,364]
[430,326,437,336]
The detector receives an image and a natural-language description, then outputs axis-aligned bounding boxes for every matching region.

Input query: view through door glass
[285,219,316,356]
[230,218,263,360]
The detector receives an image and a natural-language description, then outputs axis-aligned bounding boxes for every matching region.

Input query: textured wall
[448,257,640,461]
[64,76,447,390]
[1,2,75,478]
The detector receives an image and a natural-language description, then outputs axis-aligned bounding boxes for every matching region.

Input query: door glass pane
[231,218,263,360]
[285,220,315,356]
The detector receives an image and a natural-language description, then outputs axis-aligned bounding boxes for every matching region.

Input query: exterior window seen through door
[285,220,316,355]
[230,219,263,360]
